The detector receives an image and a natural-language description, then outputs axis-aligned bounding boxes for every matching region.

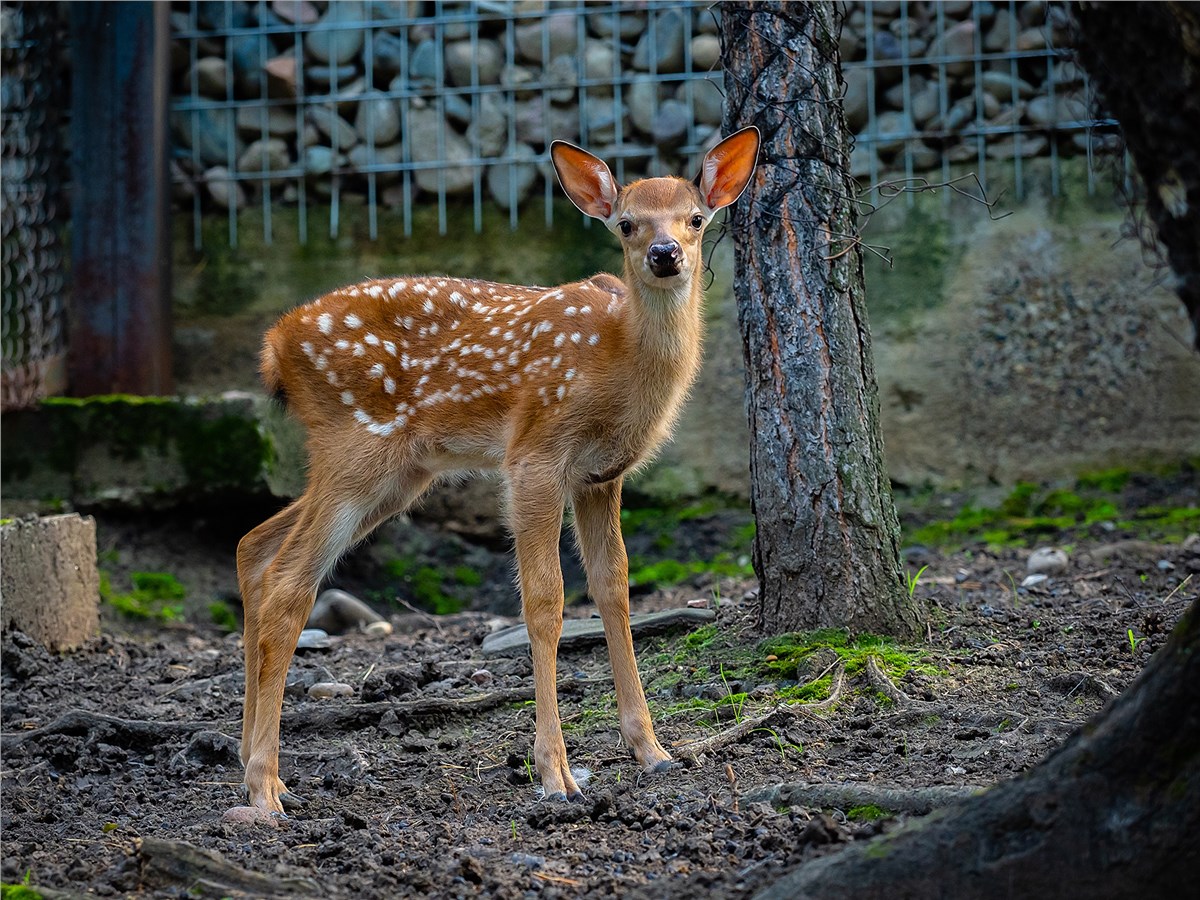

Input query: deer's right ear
[551,141,621,225]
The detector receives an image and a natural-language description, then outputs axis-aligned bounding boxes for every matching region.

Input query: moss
[761,629,941,681]
[905,470,1199,548]
[1,395,273,499]
[101,570,187,622]
[684,623,719,650]
[1,884,44,900]
[385,557,486,614]
[847,804,891,822]
[209,600,240,632]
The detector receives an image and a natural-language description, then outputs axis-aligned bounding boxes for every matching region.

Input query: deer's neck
[621,263,705,370]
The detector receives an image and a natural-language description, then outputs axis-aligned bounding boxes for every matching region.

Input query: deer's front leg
[509,466,579,800]
[572,478,672,772]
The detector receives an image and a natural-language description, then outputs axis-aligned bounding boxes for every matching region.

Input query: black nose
[648,241,681,276]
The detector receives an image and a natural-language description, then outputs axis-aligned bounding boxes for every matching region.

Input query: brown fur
[235,128,760,812]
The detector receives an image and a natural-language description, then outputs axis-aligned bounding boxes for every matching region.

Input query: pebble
[296,628,332,650]
[308,681,355,699]
[365,620,394,637]
[1027,547,1069,576]
[1021,574,1049,589]
[306,1,365,65]
[469,668,493,686]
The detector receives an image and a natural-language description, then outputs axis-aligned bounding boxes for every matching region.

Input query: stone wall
[170,0,1101,215]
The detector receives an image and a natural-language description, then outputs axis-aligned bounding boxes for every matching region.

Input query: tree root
[865,656,911,705]
[675,662,845,765]
[2,686,537,753]
[744,781,982,815]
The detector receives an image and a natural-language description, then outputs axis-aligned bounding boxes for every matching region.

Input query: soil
[2,502,1198,899]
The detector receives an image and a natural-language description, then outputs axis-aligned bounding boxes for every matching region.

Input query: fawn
[236,127,760,814]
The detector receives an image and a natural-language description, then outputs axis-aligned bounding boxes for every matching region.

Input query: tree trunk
[753,598,1200,899]
[721,2,919,639]
[753,11,1200,898]
[1074,3,1200,348]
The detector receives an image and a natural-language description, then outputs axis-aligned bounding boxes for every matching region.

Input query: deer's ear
[696,126,760,213]
[551,141,621,224]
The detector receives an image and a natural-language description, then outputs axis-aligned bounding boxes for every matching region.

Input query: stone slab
[481,607,716,657]
[1,514,100,650]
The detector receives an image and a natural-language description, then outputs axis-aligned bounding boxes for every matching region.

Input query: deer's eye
[618,220,633,237]
[691,214,705,229]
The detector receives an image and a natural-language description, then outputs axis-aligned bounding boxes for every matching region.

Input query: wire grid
[170,0,1114,251]
[1,1,68,410]
[845,0,1117,206]
[170,0,721,249]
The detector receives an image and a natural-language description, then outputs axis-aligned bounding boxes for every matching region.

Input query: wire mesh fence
[168,0,1114,251]
[1,1,68,410]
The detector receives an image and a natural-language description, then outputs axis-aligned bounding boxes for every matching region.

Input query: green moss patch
[100,570,187,622]
[905,467,1199,549]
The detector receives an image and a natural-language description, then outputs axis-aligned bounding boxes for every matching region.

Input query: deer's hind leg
[239,462,433,814]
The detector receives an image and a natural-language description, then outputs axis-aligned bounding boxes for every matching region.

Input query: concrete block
[1,514,100,650]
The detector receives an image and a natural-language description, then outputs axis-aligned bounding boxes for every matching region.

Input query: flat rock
[481,607,716,657]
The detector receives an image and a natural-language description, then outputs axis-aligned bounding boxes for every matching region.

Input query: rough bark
[754,598,1200,899]
[753,15,1200,898]
[1074,3,1200,349]
[721,2,919,638]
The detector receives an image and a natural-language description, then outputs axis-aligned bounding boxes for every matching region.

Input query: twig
[393,595,444,634]
[675,663,845,764]
[726,763,740,814]
[1162,573,1194,604]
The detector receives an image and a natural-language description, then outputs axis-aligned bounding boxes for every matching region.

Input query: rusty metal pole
[68,1,172,396]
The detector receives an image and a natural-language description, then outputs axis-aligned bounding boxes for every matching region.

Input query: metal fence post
[68,1,172,396]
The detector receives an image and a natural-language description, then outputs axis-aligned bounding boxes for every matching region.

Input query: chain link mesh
[2,2,68,411]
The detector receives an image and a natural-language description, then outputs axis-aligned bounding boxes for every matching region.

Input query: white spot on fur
[344,314,362,328]
[384,377,396,393]
[341,391,355,405]
[317,313,333,335]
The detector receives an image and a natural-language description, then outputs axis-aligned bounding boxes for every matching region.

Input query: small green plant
[100,571,186,622]
[905,565,929,599]
[511,819,519,841]
[1003,570,1020,606]
[0,870,43,900]
[752,727,803,762]
[1127,629,1147,655]
[524,756,535,785]
[719,664,744,725]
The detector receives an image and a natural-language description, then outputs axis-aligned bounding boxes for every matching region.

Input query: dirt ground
[2,497,1198,898]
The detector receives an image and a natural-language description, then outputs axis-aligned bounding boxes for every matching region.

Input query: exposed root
[675,662,845,765]
[3,686,537,752]
[865,656,912,706]
[744,781,982,815]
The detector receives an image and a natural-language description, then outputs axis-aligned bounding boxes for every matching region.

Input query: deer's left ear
[695,126,760,214]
